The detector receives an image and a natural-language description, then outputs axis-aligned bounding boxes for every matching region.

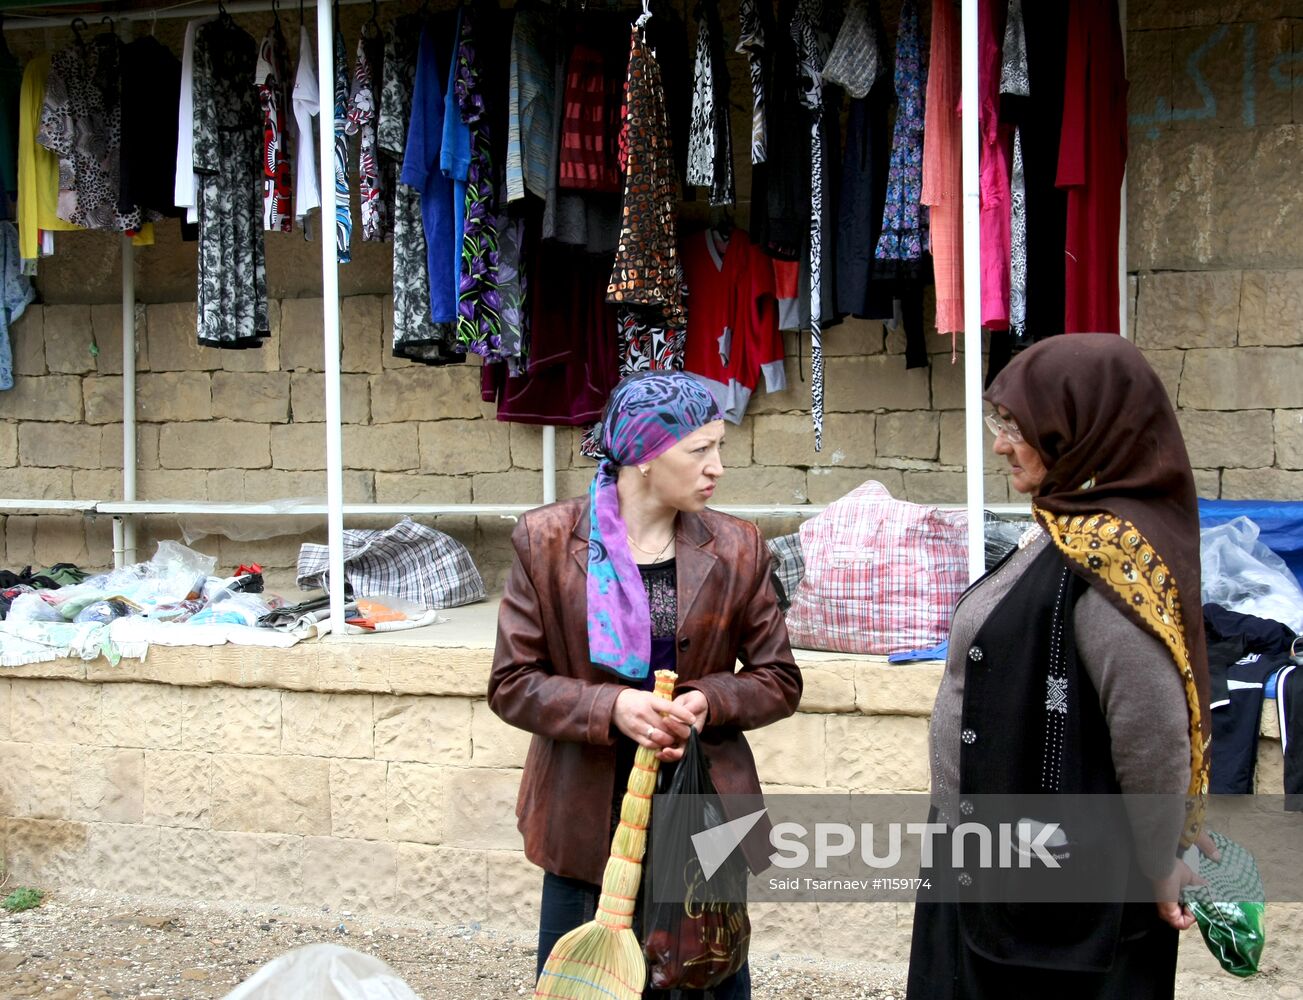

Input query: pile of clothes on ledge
[0,518,485,667]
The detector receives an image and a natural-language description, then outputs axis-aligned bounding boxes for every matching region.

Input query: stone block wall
[1,646,1296,978]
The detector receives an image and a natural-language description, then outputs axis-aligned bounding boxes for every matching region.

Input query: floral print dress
[192,18,269,348]
[346,27,394,243]
[453,4,504,361]
[873,0,928,278]
[332,24,352,263]
[254,19,292,232]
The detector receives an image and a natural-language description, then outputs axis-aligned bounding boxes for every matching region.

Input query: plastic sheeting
[1200,499,1303,591]
[223,943,422,1000]
[1201,516,1303,634]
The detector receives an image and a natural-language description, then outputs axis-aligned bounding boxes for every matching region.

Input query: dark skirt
[905,895,1178,1000]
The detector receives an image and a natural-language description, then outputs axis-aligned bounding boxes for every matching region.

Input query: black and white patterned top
[192,17,269,348]
[822,0,886,100]
[38,34,142,232]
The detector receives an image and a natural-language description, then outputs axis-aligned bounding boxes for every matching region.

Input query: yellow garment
[17,54,80,261]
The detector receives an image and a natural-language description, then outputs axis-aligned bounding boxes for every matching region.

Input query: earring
[639,466,649,478]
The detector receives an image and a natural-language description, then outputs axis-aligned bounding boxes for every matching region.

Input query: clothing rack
[0,0,374,31]
[0,0,1131,632]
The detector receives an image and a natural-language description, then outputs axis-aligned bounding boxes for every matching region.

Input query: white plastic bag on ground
[1200,516,1303,633]
[222,943,422,1000]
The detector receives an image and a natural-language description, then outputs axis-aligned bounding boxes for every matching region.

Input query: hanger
[635,0,653,29]
[363,0,381,37]
[99,14,115,35]
[272,0,283,30]
[216,0,235,29]
[70,16,89,51]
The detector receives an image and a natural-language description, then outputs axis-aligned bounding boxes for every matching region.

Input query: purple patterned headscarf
[587,371,722,679]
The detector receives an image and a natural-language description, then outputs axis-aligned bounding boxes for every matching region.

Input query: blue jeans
[537,871,752,999]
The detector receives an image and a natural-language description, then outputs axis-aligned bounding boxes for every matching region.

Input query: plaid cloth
[766,532,806,602]
[296,518,485,609]
[785,480,968,654]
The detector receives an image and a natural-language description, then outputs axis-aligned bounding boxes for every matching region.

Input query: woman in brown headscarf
[906,335,1213,999]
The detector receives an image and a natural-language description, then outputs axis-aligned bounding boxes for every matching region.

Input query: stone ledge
[2,595,948,715]
[8,646,945,715]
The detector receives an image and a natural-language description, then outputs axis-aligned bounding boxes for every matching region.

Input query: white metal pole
[542,426,557,503]
[960,0,984,581]
[1118,0,1129,339]
[121,235,137,566]
[317,0,347,633]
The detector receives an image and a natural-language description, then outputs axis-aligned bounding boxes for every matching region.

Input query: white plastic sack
[223,943,422,1000]
[1201,516,1303,633]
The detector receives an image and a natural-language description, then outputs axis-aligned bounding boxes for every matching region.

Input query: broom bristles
[534,922,645,1000]
[533,670,678,1000]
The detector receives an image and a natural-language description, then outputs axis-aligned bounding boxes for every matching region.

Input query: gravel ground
[0,887,1293,999]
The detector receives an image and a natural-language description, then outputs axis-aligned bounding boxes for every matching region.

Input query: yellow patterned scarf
[1036,508,1210,847]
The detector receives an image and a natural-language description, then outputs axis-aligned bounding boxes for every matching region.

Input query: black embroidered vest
[953,542,1157,971]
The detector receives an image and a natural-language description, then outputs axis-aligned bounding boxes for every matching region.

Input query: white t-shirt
[174,17,214,225]
[291,24,321,222]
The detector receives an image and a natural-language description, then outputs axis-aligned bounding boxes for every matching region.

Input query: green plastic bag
[1181,830,1266,977]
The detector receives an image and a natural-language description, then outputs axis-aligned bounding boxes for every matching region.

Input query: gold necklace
[627,531,675,562]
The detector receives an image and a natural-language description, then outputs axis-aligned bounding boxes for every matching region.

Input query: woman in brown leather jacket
[488,371,802,997]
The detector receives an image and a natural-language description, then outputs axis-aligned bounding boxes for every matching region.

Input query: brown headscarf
[985,335,1211,835]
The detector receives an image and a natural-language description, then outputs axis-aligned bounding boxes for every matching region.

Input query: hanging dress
[254,18,293,232]
[332,22,351,262]
[1057,0,1127,334]
[192,17,269,348]
[978,0,1012,329]
[608,25,686,333]
[291,23,321,226]
[346,25,393,242]
[379,12,460,364]
[685,0,734,207]
[453,2,503,360]
[736,0,768,165]
[1001,0,1030,345]
[38,33,143,232]
[791,0,829,450]
[920,0,963,336]
[873,0,927,278]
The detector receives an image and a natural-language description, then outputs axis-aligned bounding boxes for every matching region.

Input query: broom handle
[594,669,677,931]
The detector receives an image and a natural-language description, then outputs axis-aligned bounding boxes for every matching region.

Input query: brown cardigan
[488,497,802,884]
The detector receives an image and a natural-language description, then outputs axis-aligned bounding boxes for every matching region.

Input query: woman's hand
[1152,834,1217,930]
[613,689,699,762]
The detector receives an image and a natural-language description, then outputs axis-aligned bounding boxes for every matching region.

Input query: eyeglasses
[984,412,1024,444]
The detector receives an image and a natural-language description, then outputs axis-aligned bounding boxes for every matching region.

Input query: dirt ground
[0,887,1296,999]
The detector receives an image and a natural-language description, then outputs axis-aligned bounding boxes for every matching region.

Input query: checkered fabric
[766,531,806,600]
[296,518,485,609]
[785,480,969,654]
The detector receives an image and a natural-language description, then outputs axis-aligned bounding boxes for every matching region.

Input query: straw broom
[533,668,677,1000]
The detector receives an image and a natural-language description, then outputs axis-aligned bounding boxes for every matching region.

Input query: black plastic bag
[643,730,750,990]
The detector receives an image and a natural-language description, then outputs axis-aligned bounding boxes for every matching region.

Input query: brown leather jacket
[488,497,802,884]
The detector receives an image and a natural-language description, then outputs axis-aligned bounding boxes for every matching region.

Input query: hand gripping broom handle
[594,669,677,932]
